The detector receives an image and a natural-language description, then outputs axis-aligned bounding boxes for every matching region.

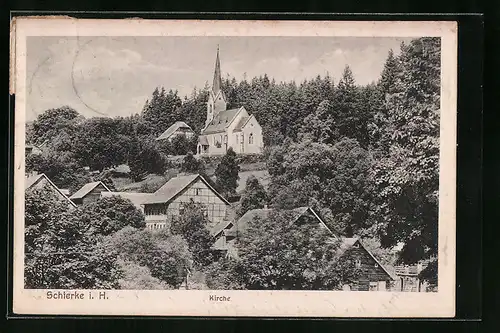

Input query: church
[197,47,263,156]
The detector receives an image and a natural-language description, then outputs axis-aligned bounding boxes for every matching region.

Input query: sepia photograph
[11,19,457,317]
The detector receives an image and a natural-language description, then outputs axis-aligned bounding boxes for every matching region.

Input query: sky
[26,36,413,121]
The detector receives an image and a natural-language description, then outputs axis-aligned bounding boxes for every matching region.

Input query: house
[100,191,153,213]
[197,46,263,156]
[142,174,232,231]
[212,206,395,291]
[337,238,396,291]
[69,181,111,205]
[393,261,432,292]
[25,173,76,208]
[211,206,334,255]
[156,121,196,142]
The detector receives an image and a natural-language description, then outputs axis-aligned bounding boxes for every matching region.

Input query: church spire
[212,45,222,94]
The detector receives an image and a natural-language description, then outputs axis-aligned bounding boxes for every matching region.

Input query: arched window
[249,133,254,144]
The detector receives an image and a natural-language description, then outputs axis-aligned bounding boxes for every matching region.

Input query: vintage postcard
[11,18,457,317]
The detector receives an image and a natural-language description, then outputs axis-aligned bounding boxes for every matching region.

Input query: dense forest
[25,37,440,289]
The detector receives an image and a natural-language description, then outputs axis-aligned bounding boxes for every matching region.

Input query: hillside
[111,156,269,194]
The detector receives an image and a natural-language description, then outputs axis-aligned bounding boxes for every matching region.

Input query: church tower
[205,45,227,128]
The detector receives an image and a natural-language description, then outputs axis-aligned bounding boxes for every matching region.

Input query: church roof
[156,121,194,141]
[233,116,249,132]
[212,45,222,95]
[202,107,242,134]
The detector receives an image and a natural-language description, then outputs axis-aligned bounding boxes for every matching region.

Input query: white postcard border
[12,18,457,317]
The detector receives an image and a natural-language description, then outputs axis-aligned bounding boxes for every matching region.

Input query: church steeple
[212,45,222,94]
[204,45,227,130]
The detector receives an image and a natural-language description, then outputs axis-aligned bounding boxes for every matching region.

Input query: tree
[142,88,183,137]
[108,226,192,289]
[371,38,441,283]
[170,203,219,267]
[30,106,82,145]
[180,152,205,174]
[236,210,359,290]
[116,259,172,290]
[79,196,146,236]
[268,139,374,237]
[298,100,337,144]
[333,65,372,148]
[25,151,92,193]
[128,136,167,181]
[204,256,245,290]
[24,185,121,289]
[237,175,267,217]
[72,117,134,171]
[214,147,240,197]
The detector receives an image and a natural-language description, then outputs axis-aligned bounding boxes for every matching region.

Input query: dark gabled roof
[25,173,77,207]
[201,108,242,134]
[143,174,230,206]
[156,121,194,141]
[69,181,111,200]
[214,206,334,238]
[100,192,153,210]
[337,237,396,280]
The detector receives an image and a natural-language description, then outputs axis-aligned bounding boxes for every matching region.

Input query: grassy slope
[112,159,270,194]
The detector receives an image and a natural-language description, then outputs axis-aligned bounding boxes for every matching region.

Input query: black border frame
[3,10,484,331]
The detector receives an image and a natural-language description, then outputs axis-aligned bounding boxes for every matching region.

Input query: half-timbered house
[142,174,232,231]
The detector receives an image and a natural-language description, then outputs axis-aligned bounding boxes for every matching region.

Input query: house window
[369,281,378,291]
[236,135,238,144]
[195,188,200,196]
[241,134,244,143]
[249,133,254,144]
[355,259,361,268]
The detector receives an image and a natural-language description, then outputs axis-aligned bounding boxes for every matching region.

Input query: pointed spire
[212,45,222,94]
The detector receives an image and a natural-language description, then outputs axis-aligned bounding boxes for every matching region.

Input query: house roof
[25,173,77,207]
[215,206,333,238]
[143,174,230,205]
[69,181,111,200]
[100,192,153,209]
[156,121,194,141]
[202,107,242,134]
[338,237,396,280]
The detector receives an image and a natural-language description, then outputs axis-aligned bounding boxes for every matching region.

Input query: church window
[249,133,254,144]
